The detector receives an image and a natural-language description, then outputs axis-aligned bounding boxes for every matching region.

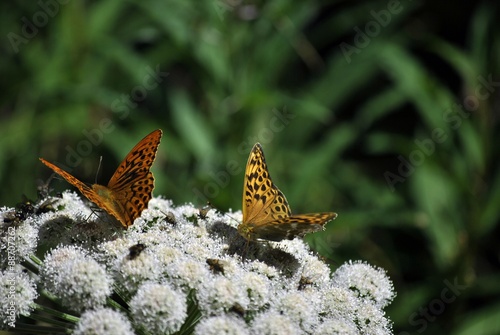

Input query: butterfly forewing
[239,143,337,242]
[107,130,162,227]
[242,143,291,225]
[39,159,122,223]
[107,129,162,190]
[39,159,95,200]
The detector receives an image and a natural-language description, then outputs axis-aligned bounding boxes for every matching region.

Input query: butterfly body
[91,183,128,225]
[239,143,337,242]
[40,129,162,228]
[92,184,115,201]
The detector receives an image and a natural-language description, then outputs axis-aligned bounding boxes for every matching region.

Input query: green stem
[29,254,44,267]
[106,296,129,315]
[7,323,71,334]
[21,255,42,275]
[27,311,74,328]
[177,290,201,335]
[33,302,79,323]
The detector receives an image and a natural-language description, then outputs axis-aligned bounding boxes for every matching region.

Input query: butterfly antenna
[95,156,103,184]
[225,213,240,226]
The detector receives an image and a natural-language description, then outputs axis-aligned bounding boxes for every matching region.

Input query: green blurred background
[1,0,499,334]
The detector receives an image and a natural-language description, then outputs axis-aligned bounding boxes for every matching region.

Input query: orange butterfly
[238,143,337,241]
[40,129,162,229]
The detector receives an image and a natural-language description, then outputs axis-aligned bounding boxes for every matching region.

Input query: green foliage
[1,0,499,334]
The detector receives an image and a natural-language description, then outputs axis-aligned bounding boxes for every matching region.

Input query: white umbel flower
[41,246,112,313]
[0,214,38,269]
[300,256,330,286]
[194,315,249,335]
[246,260,279,279]
[355,301,392,335]
[276,291,319,332]
[164,255,211,291]
[96,237,134,267]
[240,272,270,309]
[321,286,358,319]
[316,318,360,335]
[113,249,161,293]
[332,261,395,308]
[73,308,134,335]
[7,193,396,334]
[250,311,301,335]
[130,281,187,334]
[197,276,249,315]
[0,266,38,328]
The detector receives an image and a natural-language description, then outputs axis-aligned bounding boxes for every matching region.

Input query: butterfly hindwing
[111,171,155,227]
[247,213,338,241]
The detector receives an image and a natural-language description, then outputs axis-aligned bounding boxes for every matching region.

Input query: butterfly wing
[106,129,162,228]
[40,129,162,229]
[39,158,110,211]
[249,212,338,241]
[240,143,294,240]
[242,143,291,224]
[239,143,337,241]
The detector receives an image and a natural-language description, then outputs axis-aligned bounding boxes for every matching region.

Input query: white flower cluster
[73,308,134,335]
[41,245,112,313]
[0,265,38,328]
[0,191,396,334]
